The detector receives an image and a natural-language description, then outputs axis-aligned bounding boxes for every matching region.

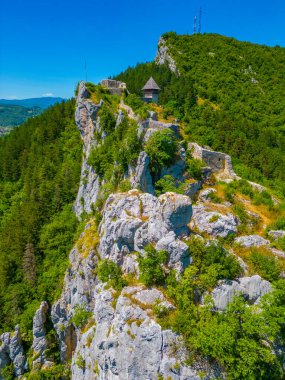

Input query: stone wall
[188,142,238,179]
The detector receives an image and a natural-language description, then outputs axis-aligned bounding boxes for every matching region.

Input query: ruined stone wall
[188,142,238,179]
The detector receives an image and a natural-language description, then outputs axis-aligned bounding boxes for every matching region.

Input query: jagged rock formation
[32,301,51,369]
[1,75,284,379]
[73,82,103,218]
[98,190,192,273]
[49,191,219,379]
[130,151,155,194]
[155,37,179,74]
[0,326,27,378]
[191,205,238,238]
[71,285,204,380]
[211,275,272,311]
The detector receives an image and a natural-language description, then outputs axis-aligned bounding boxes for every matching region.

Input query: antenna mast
[193,16,197,34]
[198,7,202,34]
[84,60,88,82]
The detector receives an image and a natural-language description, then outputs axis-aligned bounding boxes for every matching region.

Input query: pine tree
[22,242,36,285]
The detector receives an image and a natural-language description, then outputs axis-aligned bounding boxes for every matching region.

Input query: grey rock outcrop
[138,119,179,143]
[155,37,179,74]
[198,188,217,202]
[71,285,203,380]
[98,190,192,272]
[51,231,98,362]
[156,231,191,273]
[234,235,270,248]
[32,301,49,369]
[268,230,285,240]
[211,275,272,311]
[160,147,186,183]
[0,326,27,378]
[191,206,238,238]
[131,151,155,194]
[73,81,103,218]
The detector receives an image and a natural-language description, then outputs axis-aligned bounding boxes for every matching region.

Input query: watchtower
[142,77,160,103]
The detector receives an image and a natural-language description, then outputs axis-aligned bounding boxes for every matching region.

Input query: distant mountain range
[0,97,65,133]
[0,97,64,109]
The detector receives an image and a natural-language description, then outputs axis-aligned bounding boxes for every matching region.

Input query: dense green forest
[115,33,285,198]
[0,100,82,338]
[0,104,41,128]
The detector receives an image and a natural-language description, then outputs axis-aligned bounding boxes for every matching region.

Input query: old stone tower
[142,77,160,103]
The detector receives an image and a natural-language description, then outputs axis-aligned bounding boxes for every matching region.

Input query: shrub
[99,105,116,134]
[76,354,85,370]
[138,245,168,286]
[209,214,220,223]
[97,259,127,290]
[71,303,92,328]
[249,250,280,281]
[124,93,149,119]
[145,129,178,171]
[253,190,274,208]
[185,157,204,180]
[155,174,186,196]
[208,191,222,203]
[270,216,285,231]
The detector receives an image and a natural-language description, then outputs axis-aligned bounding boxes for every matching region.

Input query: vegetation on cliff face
[0,100,82,336]
[0,34,285,379]
[115,33,285,198]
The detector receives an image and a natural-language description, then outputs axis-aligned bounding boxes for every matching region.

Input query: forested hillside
[0,100,82,336]
[115,33,285,197]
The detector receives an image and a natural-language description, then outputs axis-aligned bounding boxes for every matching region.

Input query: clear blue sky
[0,0,284,99]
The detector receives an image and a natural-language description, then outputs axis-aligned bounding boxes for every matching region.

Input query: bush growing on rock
[186,237,242,287]
[88,117,141,182]
[185,155,204,181]
[71,303,92,328]
[145,129,178,173]
[138,245,168,286]
[98,104,116,134]
[155,174,185,196]
[249,250,281,282]
[97,259,127,290]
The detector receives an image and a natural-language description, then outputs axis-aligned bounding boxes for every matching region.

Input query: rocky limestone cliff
[1,80,284,379]
[155,37,179,74]
[73,82,103,218]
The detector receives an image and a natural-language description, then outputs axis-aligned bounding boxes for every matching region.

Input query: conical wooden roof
[142,77,161,91]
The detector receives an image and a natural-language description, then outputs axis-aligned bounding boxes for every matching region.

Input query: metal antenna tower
[198,7,202,34]
[84,60,88,82]
[193,16,197,34]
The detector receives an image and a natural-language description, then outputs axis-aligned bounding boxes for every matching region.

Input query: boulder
[191,206,238,238]
[156,231,191,273]
[211,275,272,311]
[234,235,270,248]
[268,230,285,240]
[184,181,202,200]
[198,188,217,202]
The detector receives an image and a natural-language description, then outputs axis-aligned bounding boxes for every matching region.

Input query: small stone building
[142,77,160,103]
